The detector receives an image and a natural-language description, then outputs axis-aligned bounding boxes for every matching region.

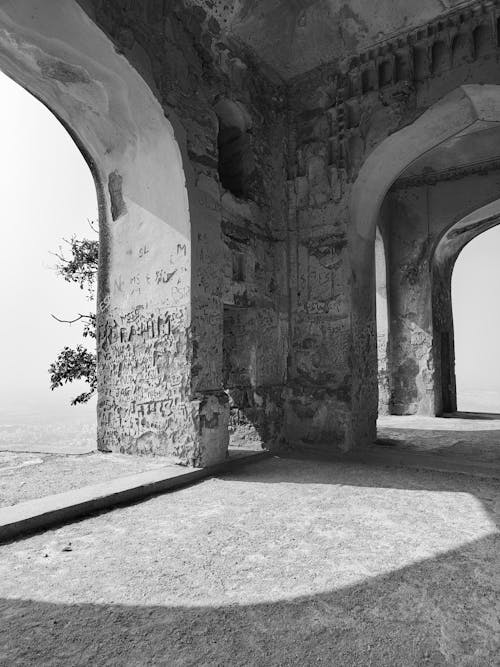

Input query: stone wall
[4,0,500,463]
[0,0,289,465]
[82,0,289,460]
[384,169,500,416]
[285,0,500,453]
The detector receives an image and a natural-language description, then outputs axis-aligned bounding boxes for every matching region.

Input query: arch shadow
[0,455,498,664]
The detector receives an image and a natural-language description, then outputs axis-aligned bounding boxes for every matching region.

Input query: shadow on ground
[376,415,500,474]
[0,452,498,666]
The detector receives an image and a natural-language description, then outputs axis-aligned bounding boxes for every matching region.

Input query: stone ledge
[0,450,270,544]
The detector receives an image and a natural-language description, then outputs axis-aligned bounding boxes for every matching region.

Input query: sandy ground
[0,456,498,666]
[0,452,183,508]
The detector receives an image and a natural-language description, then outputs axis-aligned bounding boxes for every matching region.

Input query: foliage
[49,345,97,405]
[52,232,99,298]
[49,227,99,405]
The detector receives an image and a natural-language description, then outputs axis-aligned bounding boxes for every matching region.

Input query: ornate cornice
[392,156,500,189]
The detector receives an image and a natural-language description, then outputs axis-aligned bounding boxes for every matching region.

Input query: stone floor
[0,451,498,666]
[0,447,264,509]
[376,414,500,473]
[0,451,185,508]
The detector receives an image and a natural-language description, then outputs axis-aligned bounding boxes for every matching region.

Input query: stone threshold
[0,449,270,544]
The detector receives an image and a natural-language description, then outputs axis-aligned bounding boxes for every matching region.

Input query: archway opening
[0,69,98,452]
[351,84,500,466]
[351,84,500,429]
[0,0,230,489]
[375,227,390,416]
[452,224,500,413]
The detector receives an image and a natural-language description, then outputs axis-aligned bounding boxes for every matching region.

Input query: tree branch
[51,313,92,325]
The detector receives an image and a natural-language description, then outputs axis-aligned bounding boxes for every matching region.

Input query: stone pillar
[375,227,391,415]
[385,190,436,416]
[0,0,229,467]
[431,259,457,415]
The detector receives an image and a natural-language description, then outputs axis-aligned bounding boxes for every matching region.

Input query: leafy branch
[49,225,98,405]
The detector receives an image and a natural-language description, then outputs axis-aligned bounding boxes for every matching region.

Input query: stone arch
[349,84,500,439]
[0,0,228,466]
[351,85,500,243]
[432,199,500,414]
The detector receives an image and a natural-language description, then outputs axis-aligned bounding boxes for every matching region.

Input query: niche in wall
[215,98,255,199]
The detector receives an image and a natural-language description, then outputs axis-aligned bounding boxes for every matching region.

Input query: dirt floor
[0,454,498,666]
[0,452,183,508]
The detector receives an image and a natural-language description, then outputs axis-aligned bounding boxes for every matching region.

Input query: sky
[0,71,98,420]
[453,224,500,409]
[0,69,499,421]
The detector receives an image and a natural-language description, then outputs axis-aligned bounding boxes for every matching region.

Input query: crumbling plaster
[0,0,289,464]
[1,0,500,462]
[197,0,469,80]
[380,168,500,417]
[288,1,500,453]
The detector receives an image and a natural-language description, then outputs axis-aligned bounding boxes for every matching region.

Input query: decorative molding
[392,156,500,189]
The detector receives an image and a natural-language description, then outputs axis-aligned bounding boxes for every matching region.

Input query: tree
[49,228,99,405]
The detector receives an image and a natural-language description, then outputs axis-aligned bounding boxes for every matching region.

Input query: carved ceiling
[196,0,470,79]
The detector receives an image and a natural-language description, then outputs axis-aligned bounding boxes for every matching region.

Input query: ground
[0,447,498,666]
[377,414,500,467]
[0,451,183,508]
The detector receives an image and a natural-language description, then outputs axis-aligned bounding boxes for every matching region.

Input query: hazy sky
[453,224,500,406]
[0,69,498,419]
[0,71,97,418]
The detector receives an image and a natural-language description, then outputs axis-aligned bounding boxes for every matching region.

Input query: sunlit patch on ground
[0,457,498,665]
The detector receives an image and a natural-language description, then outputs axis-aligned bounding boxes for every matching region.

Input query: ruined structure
[1,0,500,465]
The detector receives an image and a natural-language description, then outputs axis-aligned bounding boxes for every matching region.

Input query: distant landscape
[457,389,500,414]
[0,388,498,455]
[0,397,96,453]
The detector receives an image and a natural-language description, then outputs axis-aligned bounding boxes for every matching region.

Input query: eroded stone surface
[1,0,500,462]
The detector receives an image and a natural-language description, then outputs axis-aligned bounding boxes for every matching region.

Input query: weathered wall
[82,0,290,458]
[0,0,288,465]
[0,0,208,463]
[196,0,470,80]
[221,192,288,449]
[286,1,500,453]
[4,0,500,462]
[385,169,500,415]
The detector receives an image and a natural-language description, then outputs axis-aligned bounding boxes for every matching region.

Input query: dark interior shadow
[1,456,498,665]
